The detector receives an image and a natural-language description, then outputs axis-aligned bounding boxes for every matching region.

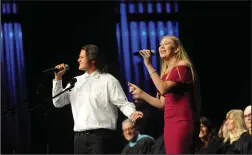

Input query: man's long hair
[81,44,108,73]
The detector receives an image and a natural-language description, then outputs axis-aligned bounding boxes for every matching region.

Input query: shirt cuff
[123,107,136,118]
[53,79,62,85]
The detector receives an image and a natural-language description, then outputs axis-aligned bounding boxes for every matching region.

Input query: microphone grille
[150,50,155,54]
[65,64,70,71]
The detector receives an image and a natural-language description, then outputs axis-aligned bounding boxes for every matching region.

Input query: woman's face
[158,37,178,60]
[199,123,209,139]
[226,116,236,132]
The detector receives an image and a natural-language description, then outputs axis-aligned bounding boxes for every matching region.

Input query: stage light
[129,21,140,85]
[13,3,17,14]
[148,21,158,73]
[2,3,27,105]
[156,2,162,13]
[167,21,174,35]
[175,2,179,13]
[6,3,10,14]
[129,3,135,14]
[166,2,171,13]
[148,3,153,13]
[159,30,164,36]
[138,3,144,13]
[141,31,146,36]
[9,32,13,38]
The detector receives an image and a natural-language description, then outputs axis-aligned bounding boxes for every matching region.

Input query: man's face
[244,106,251,130]
[77,50,90,71]
[122,121,136,141]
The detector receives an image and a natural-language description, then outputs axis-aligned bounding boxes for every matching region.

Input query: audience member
[217,109,251,154]
[244,105,251,135]
[121,119,155,154]
[196,117,213,153]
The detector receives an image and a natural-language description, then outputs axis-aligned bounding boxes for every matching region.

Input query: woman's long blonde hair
[160,35,201,114]
[224,109,247,144]
[218,119,228,139]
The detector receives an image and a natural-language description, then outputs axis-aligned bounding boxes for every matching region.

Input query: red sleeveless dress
[161,66,199,154]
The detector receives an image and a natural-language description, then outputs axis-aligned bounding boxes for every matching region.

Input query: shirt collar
[82,70,100,79]
[129,133,140,147]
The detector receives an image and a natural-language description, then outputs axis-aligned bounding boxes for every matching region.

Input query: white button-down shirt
[52,71,136,132]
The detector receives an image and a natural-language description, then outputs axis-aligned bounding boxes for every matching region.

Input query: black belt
[75,128,115,136]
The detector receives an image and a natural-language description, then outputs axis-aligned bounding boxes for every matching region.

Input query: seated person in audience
[195,117,222,154]
[195,116,213,153]
[217,109,252,154]
[149,135,165,154]
[244,105,251,135]
[121,119,155,154]
[243,105,252,153]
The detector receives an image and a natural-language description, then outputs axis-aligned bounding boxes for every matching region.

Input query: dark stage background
[1,1,251,154]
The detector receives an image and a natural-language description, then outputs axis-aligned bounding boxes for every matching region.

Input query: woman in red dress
[128,35,201,154]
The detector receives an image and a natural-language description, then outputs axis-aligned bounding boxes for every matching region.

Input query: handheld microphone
[133,50,156,56]
[42,64,70,73]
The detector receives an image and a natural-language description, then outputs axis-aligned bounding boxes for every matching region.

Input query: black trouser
[74,129,115,154]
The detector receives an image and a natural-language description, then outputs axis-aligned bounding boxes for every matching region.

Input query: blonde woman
[218,109,252,154]
[128,35,201,154]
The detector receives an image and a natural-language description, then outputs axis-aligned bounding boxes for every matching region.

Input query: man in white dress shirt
[52,44,143,154]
